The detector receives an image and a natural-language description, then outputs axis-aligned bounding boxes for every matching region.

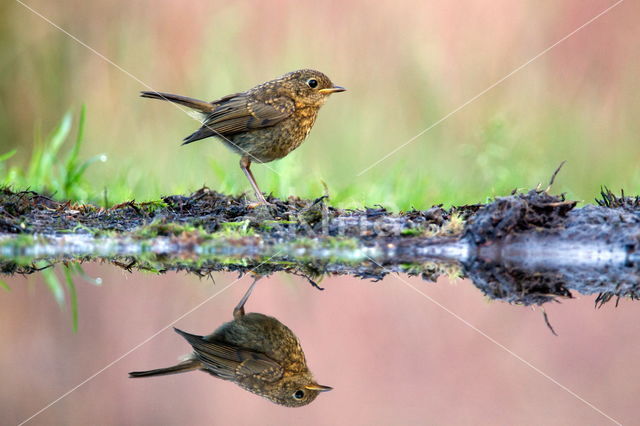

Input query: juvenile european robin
[141,69,345,204]
[129,279,332,407]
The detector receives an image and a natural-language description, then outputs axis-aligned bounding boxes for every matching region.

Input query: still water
[1,188,639,425]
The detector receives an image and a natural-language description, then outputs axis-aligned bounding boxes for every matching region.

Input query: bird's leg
[239,156,268,204]
[233,277,261,319]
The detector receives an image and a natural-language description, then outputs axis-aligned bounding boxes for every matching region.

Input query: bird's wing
[206,95,294,133]
[182,95,294,144]
[174,328,284,382]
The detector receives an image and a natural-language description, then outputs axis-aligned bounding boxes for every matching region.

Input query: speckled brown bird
[129,279,332,407]
[141,69,345,204]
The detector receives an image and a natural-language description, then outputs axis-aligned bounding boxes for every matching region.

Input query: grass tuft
[1,106,106,202]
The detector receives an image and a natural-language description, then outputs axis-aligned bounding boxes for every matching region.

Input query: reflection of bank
[129,278,332,407]
[3,187,640,311]
[464,189,640,306]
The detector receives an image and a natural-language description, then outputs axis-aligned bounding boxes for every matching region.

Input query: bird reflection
[129,278,331,407]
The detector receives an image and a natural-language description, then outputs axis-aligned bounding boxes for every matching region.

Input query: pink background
[1,267,637,425]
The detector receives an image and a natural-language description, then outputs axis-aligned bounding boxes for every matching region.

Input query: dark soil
[0,187,477,238]
[463,188,640,305]
[2,186,640,306]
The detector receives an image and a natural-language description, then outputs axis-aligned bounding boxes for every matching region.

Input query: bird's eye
[306,79,318,89]
[293,390,305,400]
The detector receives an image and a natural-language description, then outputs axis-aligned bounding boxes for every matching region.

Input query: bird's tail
[140,91,214,113]
[129,359,202,378]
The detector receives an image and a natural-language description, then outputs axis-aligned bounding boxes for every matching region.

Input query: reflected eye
[293,390,305,400]
[306,79,318,88]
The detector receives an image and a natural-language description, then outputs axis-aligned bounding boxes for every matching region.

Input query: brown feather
[181,95,294,145]
[140,91,214,113]
[174,327,283,382]
[128,359,201,378]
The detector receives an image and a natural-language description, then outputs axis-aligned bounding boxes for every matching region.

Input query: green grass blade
[71,263,102,286]
[41,267,65,306]
[0,280,10,291]
[63,266,79,332]
[67,155,106,189]
[48,111,73,154]
[69,105,86,167]
[0,149,17,163]
[63,106,86,196]
[28,111,72,190]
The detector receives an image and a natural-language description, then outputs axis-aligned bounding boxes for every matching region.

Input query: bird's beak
[319,86,346,94]
[305,384,333,392]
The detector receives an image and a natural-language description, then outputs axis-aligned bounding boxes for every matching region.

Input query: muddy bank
[1,186,639,305]
[0,187,479,237]
[464,189,640,305]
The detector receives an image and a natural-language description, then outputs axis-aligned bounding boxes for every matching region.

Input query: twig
[542,308,558,336]
[546,161,567,192]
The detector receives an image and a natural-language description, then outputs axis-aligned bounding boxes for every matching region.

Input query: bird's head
[262,372,332,407]
[280,69,346,107]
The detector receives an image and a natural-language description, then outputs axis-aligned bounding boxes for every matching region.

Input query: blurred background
[1,0,639,424]
[2,271,639,425]
[1,0,639,209]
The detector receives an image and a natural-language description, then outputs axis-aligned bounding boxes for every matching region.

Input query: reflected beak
[305,384,333,392]
[319,86,346,94]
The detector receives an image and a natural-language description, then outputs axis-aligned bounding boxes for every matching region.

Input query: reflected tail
[129,359,201,378]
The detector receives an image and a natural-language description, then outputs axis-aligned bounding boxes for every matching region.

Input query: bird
[141,69,346,204]
[129,278,332,407]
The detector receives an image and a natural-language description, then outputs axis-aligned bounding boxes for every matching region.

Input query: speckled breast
[224,108,320,163]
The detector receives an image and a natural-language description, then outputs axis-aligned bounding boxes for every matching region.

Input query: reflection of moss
[273,236,363,267]
[0,233,42,248]
[400,228,423,236]
[328,238,359,250]
[133,221,202,239]
[260,220,297,231]
[0,232,387,275]
[401,261,463,282]
[0,233,368,271]
[132,218,260,241]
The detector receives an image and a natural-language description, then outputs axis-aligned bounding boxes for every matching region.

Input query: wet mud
[464,188,640,305]
[0,187,477,237]
[1,186,639,306]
